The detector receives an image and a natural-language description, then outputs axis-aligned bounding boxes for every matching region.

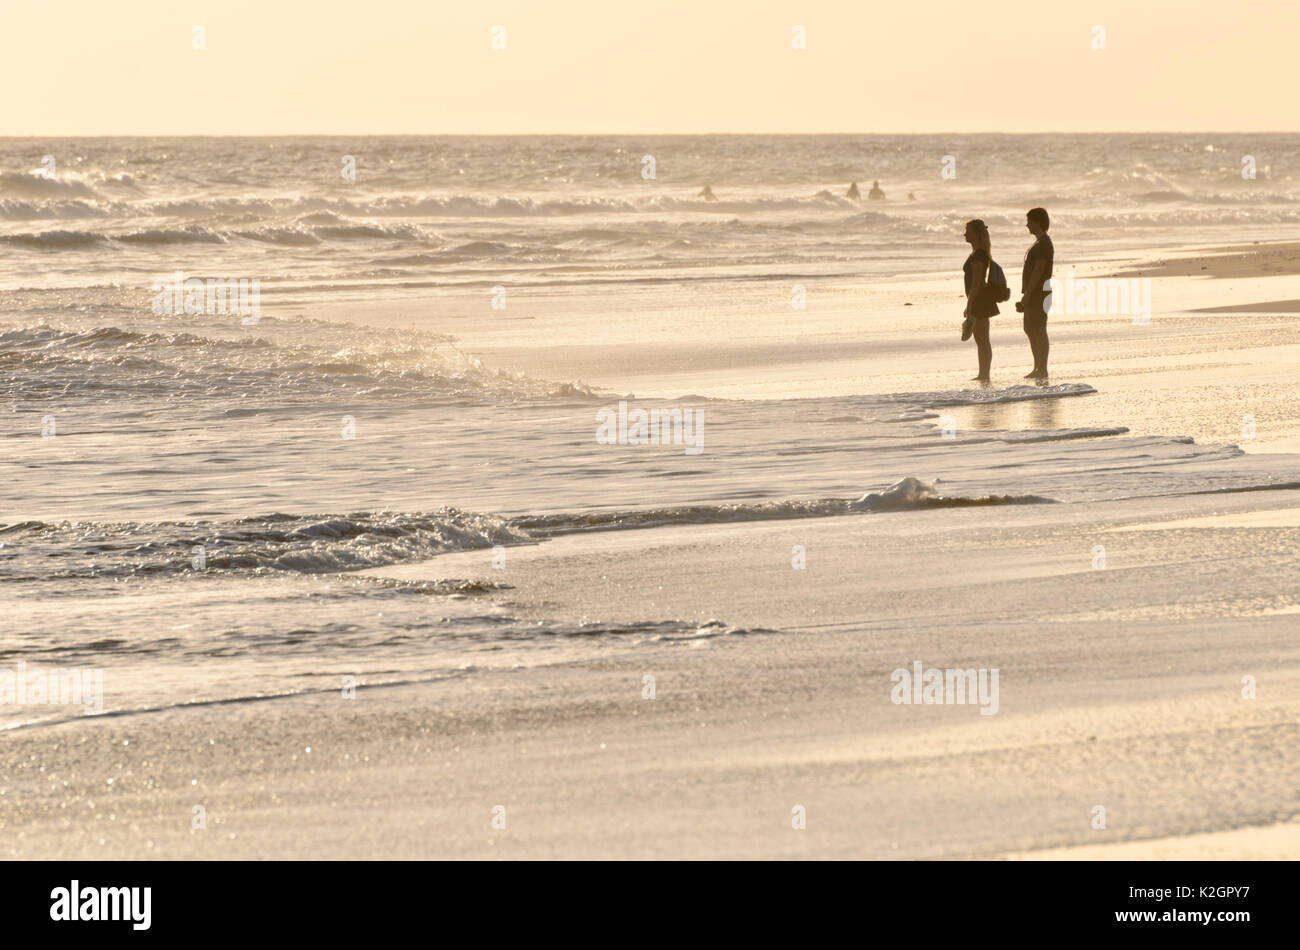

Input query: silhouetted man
[867,180,885,201]
[1020,207,1053,379]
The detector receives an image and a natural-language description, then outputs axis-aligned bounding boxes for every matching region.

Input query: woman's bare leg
[973,318,991,382]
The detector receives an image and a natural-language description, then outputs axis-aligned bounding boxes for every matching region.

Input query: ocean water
[3,134,1299,726]
[3,134,1300,293]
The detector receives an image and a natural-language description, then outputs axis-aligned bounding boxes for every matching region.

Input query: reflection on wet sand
[955,396,1065,432]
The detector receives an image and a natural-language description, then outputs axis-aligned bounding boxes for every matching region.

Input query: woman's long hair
[966,218,991,254]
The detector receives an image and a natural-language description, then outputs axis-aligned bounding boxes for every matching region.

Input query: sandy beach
[5,483,1298,859]
[5,236,1298,860]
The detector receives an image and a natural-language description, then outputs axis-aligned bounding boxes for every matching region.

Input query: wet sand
[5,241,1299,859]
[6,486,1298,859]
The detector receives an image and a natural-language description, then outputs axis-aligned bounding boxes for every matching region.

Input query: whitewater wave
[0,319,601,407]
[0,170,104,201]
[0,479,1053,582]
[117,226,229,245]
[0,198,113,220]
[0,510,532,580]
[513,478,1054,535]
[905,383,1096,407]
[0,229,107,248]
[993,426,1130,443]
[0,189,870,220]
[8,185,1299,229]
[1,218,442,248]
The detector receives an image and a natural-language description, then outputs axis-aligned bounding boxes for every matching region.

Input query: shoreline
[290,238,1300,451]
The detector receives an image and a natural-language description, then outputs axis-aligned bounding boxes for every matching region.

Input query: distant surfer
[846,182,861,200]
[698,185,718,201]
[867,180,885,201]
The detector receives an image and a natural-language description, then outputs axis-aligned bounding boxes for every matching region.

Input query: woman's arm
[965,254,988,318]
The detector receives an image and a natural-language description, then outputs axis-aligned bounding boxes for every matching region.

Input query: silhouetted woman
[962,219,998,382]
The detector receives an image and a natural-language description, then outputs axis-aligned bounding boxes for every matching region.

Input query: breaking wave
[0,510,531,580]
[513,478,1055,535]
[0,479,1054,582]
[0,319,602,406]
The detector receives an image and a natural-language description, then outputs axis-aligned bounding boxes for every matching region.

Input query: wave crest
[513,478,1055,535]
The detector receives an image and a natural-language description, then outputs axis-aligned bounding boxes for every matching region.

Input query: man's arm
[1021,258,1047,308]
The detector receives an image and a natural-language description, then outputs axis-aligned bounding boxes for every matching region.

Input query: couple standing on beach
[961,208,1054,382]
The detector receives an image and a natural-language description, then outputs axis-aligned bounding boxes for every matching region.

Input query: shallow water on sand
[5,295,1299,726]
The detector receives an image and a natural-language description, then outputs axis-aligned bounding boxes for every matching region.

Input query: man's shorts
[1022,305,1048,334]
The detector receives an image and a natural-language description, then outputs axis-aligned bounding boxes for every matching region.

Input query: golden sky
[4,0,1297,134]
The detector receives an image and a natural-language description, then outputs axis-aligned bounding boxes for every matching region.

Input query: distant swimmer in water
[846,182,861,200]
[867,180,885,201]
[698,185,717,201]
[907,192,917,201]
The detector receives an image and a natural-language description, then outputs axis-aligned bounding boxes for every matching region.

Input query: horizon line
[4,130,1300,139]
